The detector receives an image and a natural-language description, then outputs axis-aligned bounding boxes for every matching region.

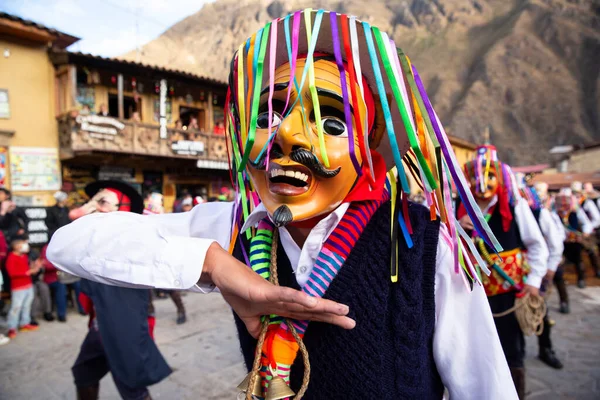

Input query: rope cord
[492,292,546,336]
[246,229,311,399]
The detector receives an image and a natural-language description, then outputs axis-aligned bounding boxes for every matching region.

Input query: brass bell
[265,376,295,400]
[236,372,263,397]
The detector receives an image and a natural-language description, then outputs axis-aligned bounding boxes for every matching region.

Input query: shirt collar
[240,203,269,234]
[240,202,350,241]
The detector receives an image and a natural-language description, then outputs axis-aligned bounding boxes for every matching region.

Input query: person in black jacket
[0,188,28,243]
[45,191,71,238]
[69,181,170,400]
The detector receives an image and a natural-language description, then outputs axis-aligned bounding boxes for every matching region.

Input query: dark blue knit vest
[531,207,541,225]
[566,211,580,232]
[232,201,444,399]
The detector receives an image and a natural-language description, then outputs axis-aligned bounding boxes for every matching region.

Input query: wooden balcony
[58,113,228,166]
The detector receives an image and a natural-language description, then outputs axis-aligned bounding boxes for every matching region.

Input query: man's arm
[47,202,355,334]
[47,202,232,291]
[538,208,564,273]
[576,209,594,235]
[433,226,518,400]
[550,211,567,242]
[514,199,548,289]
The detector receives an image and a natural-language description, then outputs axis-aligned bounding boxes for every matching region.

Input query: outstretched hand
[201,242,356,338]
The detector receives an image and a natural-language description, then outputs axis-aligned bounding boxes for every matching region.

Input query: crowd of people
[0,187,228,346]
[0,191,91,344]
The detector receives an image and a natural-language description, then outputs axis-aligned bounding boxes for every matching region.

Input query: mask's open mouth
[269,169,310,187]
[267,163,313,196]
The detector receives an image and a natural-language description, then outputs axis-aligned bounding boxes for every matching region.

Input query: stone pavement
[0,292,245,400]
[526,285,600,400]
[0,285,599,400]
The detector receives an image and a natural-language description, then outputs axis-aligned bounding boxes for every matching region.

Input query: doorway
[108,94,141,120]
[179,107,206,131]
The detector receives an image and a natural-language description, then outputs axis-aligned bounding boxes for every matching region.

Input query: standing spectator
[40,244,65,321]
[0,188,28,243]
[142,192,187,324]
[0,267,8,345]
[0,229,8,310]
[62,274,87,318]
[180,197,193,212]
[6,236,40,339]
[29,249,50,326]
[172,190,191,213]
[45,190,73,321]
[46,191,70,239]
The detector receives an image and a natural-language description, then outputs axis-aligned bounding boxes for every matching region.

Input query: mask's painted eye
[257,112,282,129]
[321,117,347,137]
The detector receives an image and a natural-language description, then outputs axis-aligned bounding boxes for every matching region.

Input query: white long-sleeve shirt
[47,201,517,399]
[552,209,593,238]
[550,211,567,242]
[536,208,564,272]
[577,208,595,234]
[582,199,600,229]
[482,196,549,288]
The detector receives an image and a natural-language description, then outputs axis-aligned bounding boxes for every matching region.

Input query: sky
[1,0,215,57]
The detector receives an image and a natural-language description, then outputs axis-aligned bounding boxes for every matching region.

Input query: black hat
[85,180,144,214]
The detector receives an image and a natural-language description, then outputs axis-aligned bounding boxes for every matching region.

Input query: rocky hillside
[121,0,600,165]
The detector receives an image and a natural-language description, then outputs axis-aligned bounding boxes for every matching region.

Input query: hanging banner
[9,147,61,191]
[24,207,49,245]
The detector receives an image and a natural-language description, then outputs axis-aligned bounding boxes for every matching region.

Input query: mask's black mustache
[289,149,340,179]
[250,146,340,179]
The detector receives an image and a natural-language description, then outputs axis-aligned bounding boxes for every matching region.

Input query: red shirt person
[6,238,40,338]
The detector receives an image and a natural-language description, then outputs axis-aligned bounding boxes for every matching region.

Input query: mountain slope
[121,0,600,165]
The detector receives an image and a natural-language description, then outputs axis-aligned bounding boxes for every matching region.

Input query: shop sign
[24,207,49,245]
[172,140,205,156]
[196,159,229,170]
[76,115,125,140]
[98,166,136,183]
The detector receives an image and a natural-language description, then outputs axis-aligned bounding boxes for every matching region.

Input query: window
[108,94,141,120]
[179,106,205,131]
